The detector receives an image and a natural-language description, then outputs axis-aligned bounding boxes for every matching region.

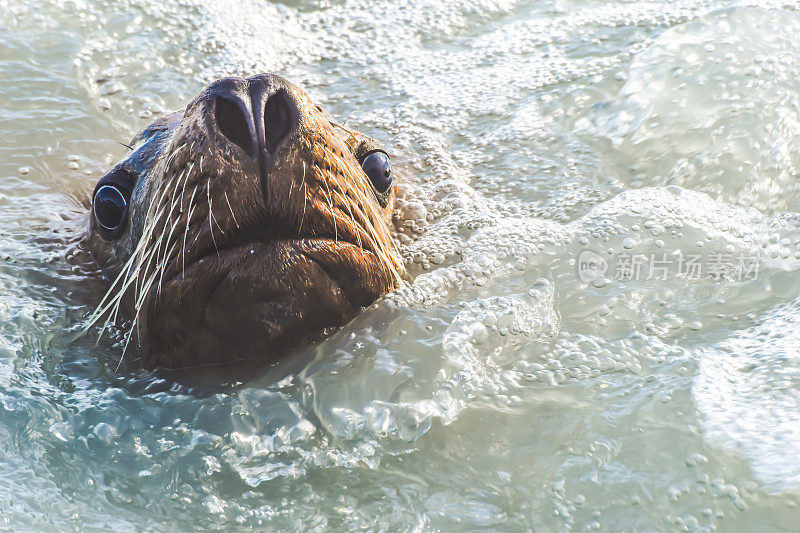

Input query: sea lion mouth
[148,236,392,368]
[168,228,385,306]
[86,73,403,368]
[169,236,388,312]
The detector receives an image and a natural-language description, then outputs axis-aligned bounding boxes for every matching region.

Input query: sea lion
[85,73,403,368]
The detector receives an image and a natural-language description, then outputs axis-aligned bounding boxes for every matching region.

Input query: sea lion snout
[86,74,404,368]
[204,74,299,168]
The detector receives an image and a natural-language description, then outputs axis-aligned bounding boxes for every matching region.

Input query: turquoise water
[2,0,800,529]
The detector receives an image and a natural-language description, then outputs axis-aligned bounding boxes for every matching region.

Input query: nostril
[264,89,294,154]
[215,96,255,156]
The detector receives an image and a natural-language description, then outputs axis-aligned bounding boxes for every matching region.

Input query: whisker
[319,141,405,285]
[85,138,195,359]
[298,162,308,234]
[320,173,338,243]
[332,188,362,248]
[207,182,221,257]
[182,186,199,279]
[223,190,240,229]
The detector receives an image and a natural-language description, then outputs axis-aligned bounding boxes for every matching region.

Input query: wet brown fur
[86,74,402,368]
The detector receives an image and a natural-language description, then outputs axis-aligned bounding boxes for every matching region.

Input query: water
[2,0,800,529]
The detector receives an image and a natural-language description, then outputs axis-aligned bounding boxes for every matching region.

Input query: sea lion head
[86,73,403,368]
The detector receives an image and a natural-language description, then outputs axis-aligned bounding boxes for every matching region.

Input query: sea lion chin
[85,73,404,369]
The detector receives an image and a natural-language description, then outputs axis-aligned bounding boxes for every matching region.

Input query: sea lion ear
[91,165,135,241]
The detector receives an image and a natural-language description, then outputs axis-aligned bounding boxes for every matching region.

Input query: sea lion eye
[361,151,392,194]
[93,184,129,239]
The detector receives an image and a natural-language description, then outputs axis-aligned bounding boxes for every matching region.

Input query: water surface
[2,0,800,529]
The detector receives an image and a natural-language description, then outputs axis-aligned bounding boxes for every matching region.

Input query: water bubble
[92,423,116,443]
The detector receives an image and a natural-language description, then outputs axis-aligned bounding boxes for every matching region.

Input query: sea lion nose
[214,93,257,157]
[211,75,298,162]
